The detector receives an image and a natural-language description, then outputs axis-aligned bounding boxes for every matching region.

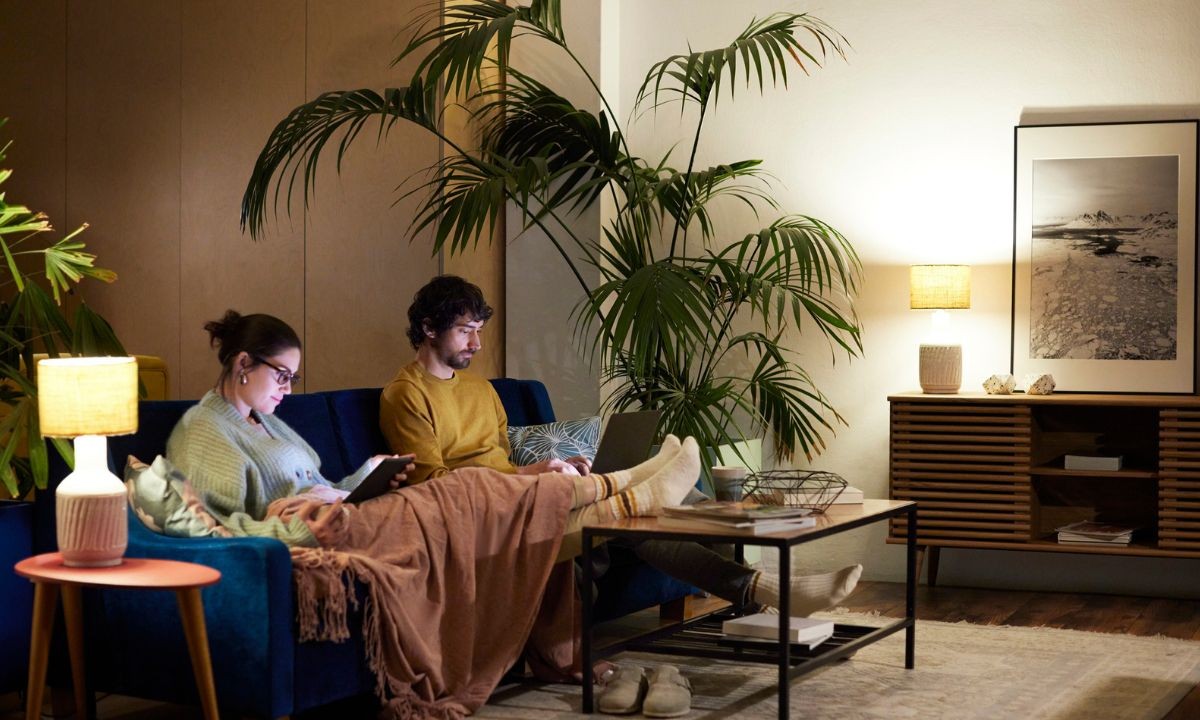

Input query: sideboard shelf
[887,392,1200,584]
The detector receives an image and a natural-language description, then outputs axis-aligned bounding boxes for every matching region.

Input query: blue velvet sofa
[35,379,696,719]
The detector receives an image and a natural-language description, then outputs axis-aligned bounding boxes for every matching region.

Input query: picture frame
[1012,119,1199,393]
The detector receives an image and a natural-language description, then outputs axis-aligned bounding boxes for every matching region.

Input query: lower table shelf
[602,606,910,670]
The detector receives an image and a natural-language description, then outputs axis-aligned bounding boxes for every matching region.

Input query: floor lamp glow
[910,265,970,394]
[38,356,138,567]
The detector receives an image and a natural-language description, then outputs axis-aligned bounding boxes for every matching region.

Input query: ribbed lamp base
[920,344,962,394]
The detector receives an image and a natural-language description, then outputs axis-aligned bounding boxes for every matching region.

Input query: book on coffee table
[661,500,812,522]
[656,514,816,535]
[722,613,834,646]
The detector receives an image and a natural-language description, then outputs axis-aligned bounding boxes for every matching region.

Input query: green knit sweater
[166,390,372,547]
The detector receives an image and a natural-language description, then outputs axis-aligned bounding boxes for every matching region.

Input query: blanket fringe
[290,547,357,643]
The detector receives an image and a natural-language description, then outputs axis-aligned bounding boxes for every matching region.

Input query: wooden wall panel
[179,0,306,397]
[302,0,441,392]
[0,1,67,229]
[66,1,183,394]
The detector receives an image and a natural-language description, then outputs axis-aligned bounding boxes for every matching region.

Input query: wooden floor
[4,581,1198,719]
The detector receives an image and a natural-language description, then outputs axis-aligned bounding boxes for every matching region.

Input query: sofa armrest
[90,511,297,718]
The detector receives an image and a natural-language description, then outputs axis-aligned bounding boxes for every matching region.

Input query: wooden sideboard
[887,392,1200,584]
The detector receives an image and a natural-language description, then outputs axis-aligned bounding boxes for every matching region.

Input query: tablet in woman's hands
[345,455,415,504]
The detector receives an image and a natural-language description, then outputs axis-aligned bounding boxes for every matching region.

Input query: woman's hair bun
[203,309,243,350]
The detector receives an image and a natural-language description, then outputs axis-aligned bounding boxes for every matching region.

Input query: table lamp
[910,264,970,393]
[38,356,138,567]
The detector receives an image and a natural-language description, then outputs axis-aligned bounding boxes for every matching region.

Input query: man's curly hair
[406,275,494,348]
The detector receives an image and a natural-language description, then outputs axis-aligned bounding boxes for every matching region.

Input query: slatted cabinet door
[889,401,1032,544]
[1160,408,1200,551]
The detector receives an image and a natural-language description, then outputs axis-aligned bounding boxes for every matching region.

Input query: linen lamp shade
[910,265,971,310]
[910,265,970,394]
[38,356,139,567]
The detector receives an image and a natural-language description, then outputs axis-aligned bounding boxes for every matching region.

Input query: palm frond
[396,0,565,97]
[241,83,440,238]
[636,13,848,111]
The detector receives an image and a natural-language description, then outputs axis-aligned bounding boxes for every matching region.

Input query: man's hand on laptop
[520,458,584,476]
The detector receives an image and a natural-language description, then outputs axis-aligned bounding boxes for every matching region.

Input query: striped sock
[596,436,700,520]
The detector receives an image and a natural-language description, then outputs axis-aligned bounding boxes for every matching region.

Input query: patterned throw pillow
[124,455,231,538]
[507,416,602,467]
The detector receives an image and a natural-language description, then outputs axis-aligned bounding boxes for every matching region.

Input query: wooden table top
[583,499,913,541]
[14,552,221,589]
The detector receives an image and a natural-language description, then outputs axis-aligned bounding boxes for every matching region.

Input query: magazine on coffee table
[661,500,812,523]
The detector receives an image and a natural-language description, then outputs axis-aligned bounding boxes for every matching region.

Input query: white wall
[505,1,610,419]
[606,0,1200,595]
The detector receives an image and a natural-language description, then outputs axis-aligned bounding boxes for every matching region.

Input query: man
[381,275,862,618]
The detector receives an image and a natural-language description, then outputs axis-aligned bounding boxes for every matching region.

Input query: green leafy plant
[242,1,862,466]
[0,118,127,497]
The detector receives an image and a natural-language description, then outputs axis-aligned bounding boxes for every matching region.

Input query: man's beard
[443,347,474,370]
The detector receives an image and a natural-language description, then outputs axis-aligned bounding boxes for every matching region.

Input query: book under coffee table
[581,499,917,720]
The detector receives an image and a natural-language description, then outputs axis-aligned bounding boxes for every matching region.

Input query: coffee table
[581,499,917,720]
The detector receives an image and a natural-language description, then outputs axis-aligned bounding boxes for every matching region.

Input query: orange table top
[14,552,220,590]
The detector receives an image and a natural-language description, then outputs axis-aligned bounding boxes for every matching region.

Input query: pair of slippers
[597,664,691,717]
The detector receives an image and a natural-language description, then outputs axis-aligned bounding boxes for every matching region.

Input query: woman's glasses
[253,356,302,386]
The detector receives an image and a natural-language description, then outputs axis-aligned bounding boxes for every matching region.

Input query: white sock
[597,434,683,491]
[750,564,863,617]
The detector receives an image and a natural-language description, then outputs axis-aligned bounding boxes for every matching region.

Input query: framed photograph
[1012,120,1198,393]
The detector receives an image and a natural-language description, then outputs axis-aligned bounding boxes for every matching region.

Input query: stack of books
[1055,520,1137,545]
[658,501,815,535]
[721,613,834,648]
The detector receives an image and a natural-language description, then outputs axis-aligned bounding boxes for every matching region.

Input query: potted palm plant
[0,118,126,691]
[241,1,862,471]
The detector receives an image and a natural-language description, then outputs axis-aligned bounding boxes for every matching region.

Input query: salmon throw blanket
[286,470,580,719]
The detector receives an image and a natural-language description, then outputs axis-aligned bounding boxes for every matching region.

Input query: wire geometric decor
[742,470,848,513]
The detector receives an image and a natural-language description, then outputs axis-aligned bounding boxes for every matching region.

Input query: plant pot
[0,499,34,692]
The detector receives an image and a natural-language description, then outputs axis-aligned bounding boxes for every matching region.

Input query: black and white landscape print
[1030,155,1179,360]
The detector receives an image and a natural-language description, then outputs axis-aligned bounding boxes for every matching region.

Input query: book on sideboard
[1055,520,1136,545]
[1062,454,1124,472]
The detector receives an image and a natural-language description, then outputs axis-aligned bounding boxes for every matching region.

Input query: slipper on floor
[642,665,692,718]
[597,664,647,715]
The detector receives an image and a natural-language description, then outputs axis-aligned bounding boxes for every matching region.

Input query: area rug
[475,611,1200,719]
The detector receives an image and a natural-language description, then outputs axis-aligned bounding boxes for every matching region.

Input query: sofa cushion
[125,455,230,538]
[507,416,601,467]
[490,378,556,426]
[275,393,348,480]
[327,387,392,473]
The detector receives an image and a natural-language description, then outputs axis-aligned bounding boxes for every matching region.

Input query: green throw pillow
[124,455,230,538]
[507,416,601,467]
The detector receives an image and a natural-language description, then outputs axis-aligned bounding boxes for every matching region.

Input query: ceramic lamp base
[919,344,962,394]
[57,491,127,567]
[55,437,128,568]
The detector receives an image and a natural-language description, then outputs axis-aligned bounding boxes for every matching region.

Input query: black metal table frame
[581,502,917,720]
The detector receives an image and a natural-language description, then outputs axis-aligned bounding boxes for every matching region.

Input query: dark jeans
[629,537,755,605]
[625,487,755,605]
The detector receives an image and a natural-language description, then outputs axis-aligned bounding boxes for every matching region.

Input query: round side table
[14,552,221,720]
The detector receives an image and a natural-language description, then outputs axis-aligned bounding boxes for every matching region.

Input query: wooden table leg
[25,582,59,720]
[175,588,219,720]
[60,584,89,720]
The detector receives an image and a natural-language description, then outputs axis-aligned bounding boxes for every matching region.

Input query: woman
[167,310,700,719]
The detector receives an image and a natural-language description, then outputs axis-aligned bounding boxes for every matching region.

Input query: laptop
[590,410,664,474]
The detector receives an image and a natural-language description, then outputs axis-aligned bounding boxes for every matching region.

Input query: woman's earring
[239,372,248,385]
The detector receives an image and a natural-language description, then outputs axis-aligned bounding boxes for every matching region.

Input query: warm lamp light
[38,357,138,567]
[910,265,971,393]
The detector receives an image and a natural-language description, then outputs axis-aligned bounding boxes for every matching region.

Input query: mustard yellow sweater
[380,361,514,483]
